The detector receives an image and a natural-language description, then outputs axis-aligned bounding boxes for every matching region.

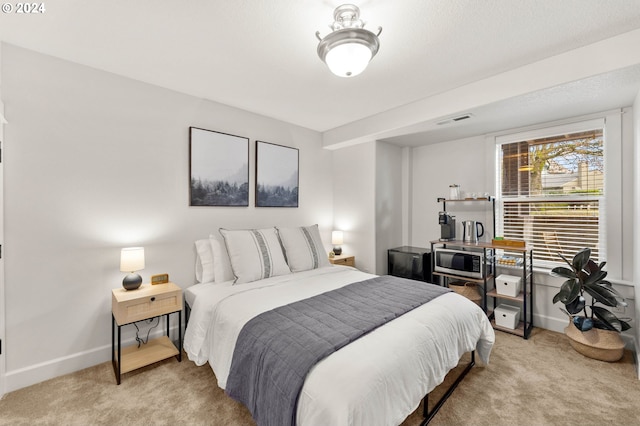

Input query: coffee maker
[439,212,456,241]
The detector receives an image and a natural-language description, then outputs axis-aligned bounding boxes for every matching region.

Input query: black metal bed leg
[185,301,191,326]
[421,351,476,425]
[422,394,429,418]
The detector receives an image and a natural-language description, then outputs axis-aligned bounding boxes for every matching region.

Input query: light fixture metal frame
[316,4,382,76]
[317,28,381,64]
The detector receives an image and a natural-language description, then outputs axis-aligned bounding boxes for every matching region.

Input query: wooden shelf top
[432,271,494,283]
[437,197,493,202]
[491,319,526,337]
[430,240,532,252]
[118,336,179,374]
[487,289,527,302]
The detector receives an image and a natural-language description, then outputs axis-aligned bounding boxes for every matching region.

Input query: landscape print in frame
[256,141,299,207]
[189,127,249,206]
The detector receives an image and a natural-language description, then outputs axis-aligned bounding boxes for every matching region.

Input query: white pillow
[194,239,215,283]
[277,224,330,272]
[219,227,291,284]
[210,234,235,283]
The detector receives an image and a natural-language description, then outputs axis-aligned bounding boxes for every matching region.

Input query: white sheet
[184,281,215,308]
[183,266,495,426]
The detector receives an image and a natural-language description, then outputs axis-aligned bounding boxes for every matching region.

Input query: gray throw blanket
[225,275,451,426]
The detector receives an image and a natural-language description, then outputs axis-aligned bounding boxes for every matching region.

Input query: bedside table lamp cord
[134,317,160,348]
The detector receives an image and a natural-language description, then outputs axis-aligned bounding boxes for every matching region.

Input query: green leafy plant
[551,248,631,333]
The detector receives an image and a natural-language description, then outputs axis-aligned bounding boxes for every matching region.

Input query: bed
[183,226,495,426]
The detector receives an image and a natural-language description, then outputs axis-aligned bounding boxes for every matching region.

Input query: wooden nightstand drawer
[329,255,355,267]
[112,282,182,325]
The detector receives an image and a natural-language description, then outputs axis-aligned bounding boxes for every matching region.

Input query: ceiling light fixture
[316,4,382,78]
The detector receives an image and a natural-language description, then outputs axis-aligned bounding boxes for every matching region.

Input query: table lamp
[120,247,145,290]
[331,231,343,256]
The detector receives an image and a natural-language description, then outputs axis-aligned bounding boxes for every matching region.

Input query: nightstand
[329,254,355,267]
[111,282,183,385]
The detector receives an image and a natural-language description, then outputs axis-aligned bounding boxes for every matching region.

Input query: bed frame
[421,351,475,425]
[184,301,475,425]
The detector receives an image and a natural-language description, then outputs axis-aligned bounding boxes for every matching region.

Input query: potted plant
[550,248,630,361]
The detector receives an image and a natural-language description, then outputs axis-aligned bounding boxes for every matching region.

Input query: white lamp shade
[331,231,344,245]
[120,247,145,272]
[325,42,372,77]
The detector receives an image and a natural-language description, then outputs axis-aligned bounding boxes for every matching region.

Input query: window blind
[499,128,604,265]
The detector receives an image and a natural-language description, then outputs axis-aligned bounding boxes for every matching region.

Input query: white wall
[0,41,5,396]
[332,142,376,273]
[633,88,640,375]
[1,44,334,391]
[331,141,403,275]
[375,141,403,275]
[401,147,413,245]
[411,135,493,247]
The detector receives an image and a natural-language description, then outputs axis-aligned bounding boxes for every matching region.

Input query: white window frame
[491,111,624,273]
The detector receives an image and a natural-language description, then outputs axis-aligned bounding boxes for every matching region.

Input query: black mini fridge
[387,246,432,283]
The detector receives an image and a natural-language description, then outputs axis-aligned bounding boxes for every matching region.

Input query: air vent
[436,113,474,125]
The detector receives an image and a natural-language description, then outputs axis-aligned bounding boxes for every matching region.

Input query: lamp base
[123,273,142,291]
[333,246,342,256]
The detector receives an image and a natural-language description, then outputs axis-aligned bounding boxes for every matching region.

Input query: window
[497,124,605,265]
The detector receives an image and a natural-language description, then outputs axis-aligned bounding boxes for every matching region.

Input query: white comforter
[184,266,495,426]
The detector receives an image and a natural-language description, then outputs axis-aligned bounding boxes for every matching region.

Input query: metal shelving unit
[489,247,534,339]
[432,197,534,339]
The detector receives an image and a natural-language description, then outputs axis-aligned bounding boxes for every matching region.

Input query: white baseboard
[533,313,567,334]
[535,312,637,354]
[5,326,181,393]
[5,344,111,393]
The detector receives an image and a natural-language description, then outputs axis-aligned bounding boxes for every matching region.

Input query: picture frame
[189,127,249,206]
[256,141,299,207]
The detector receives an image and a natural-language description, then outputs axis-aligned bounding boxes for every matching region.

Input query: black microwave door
[437,252,456,268]
[438,252,473,271]
[451,253,469,271]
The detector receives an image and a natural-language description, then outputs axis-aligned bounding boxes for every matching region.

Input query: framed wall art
[189,127,249,206]
[256,141,299,207]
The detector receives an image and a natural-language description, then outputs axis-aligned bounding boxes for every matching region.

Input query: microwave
[433,248,484,279]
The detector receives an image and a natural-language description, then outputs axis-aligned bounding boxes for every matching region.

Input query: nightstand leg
[111,314,122,385]
[116,323,122,385]
[111,314,114,366]
[178,310,182,362]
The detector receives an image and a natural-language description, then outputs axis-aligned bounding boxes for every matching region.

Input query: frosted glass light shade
[325,42,372,77]
[331,231,344,245]
[120,247,145,272]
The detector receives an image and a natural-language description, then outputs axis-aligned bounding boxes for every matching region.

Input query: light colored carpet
[0,328,639,425]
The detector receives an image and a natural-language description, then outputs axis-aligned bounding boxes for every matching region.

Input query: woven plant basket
[564,320,625,362]
[449,282,482,305]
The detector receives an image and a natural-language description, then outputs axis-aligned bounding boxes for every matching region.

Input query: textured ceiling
[1,0,640,146]
[379,64,640,147]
